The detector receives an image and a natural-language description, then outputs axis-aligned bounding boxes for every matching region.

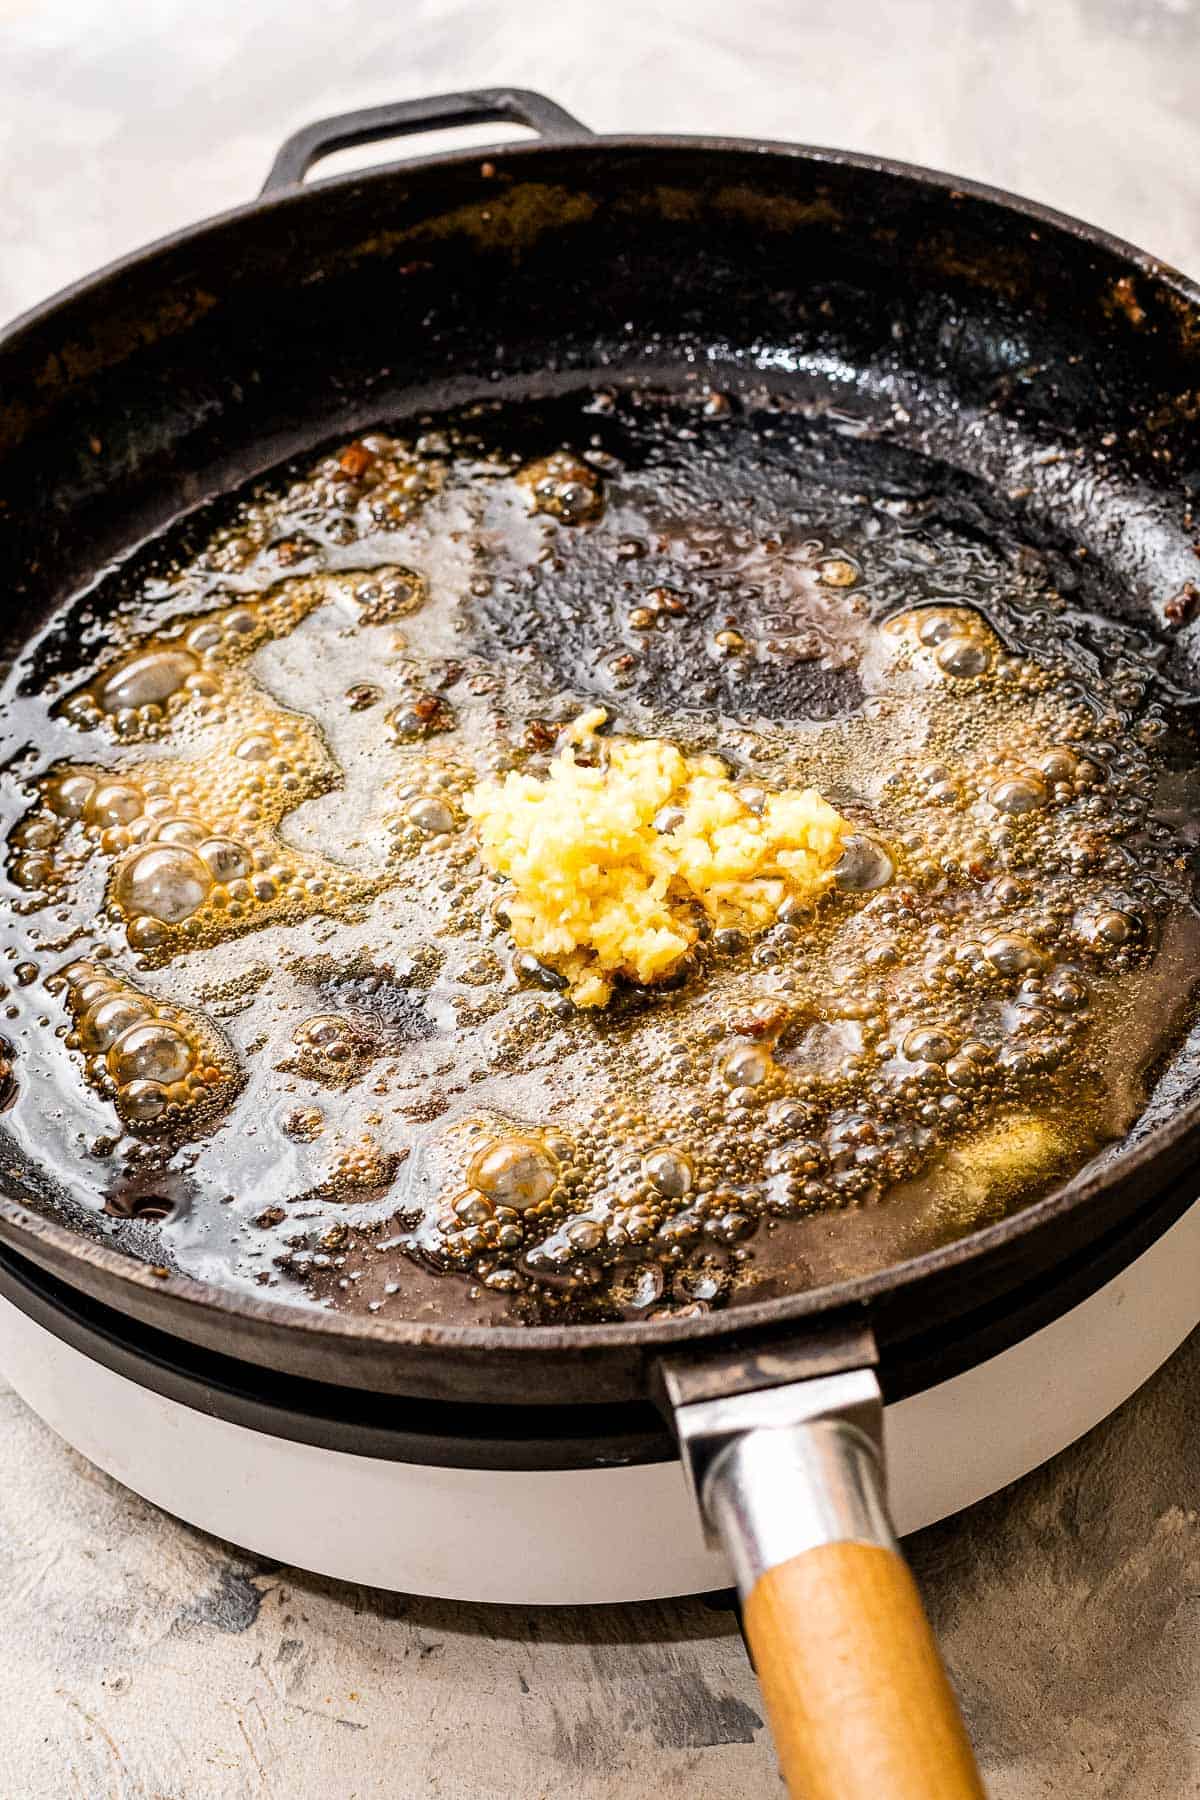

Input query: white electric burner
[0,1186,1196,1606]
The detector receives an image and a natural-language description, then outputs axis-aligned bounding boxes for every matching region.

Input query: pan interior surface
[1,142,1200,1372]
[2,375,1198,1333]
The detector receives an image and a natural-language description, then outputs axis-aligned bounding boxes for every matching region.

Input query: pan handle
[262,88,591,193]
[672,1368,986,1800]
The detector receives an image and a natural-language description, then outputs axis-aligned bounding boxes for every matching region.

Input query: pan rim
[1,1106,1196,1360]
[3,126,1199,1363]
[4,128,1200,354]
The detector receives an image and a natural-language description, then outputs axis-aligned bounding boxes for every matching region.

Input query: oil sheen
[1,386,1197,1328]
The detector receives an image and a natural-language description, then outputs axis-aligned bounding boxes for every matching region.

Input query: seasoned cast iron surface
[0,141,1198,1395]
[1,385,1197,1332]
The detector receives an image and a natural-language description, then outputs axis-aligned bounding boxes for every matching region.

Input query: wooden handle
[743,1540,986,1800]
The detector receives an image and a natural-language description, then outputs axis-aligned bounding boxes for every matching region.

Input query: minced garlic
[464,718,850,1007]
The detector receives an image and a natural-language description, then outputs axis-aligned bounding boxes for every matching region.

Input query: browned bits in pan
[2,390,1197,1328]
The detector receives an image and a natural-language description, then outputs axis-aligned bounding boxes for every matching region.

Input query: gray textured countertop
[4,2,1200,1794]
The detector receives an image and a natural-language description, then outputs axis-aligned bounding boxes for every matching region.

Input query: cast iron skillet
[3,87,1200,1794]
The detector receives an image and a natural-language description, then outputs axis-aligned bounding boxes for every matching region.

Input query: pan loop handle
[262,88,591,193]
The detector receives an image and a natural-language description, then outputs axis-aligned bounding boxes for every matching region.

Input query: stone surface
[4,1333,1200,1798]
[4,0,1200,1794]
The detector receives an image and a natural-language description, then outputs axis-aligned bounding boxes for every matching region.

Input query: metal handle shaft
[674,1366,986,1799]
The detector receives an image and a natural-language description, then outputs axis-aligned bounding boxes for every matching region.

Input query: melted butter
[55,958,240,1132]
[9,574,404,959]
[0,393,1197,1328]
